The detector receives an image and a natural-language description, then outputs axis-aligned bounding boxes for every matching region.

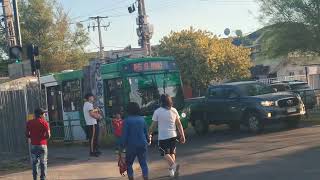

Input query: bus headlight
[181,113,187,118]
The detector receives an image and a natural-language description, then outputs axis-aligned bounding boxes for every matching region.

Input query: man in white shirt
[149,94,186,178]
[83,93,101,157]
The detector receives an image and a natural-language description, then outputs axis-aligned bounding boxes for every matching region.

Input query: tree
[157,28,252,93]
[257,0,320,56]
[0,0,90,73]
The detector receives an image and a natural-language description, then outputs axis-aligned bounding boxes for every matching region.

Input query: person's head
[115,113,121,119]
[161,94,173,109]
[34,108,46,119]
[85,93,95,102]
[127,102,141,116]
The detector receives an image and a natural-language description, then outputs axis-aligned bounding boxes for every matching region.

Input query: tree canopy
[157,28,252,92]
[257,0,320,56]
[1,0,91,74]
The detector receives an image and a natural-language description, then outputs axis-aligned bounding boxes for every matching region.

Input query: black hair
[85,92,94,100]
[34,108,45,118]
[127,102,141,116]
[161,94,173,109]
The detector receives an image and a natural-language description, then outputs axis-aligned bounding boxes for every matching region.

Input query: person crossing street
[149,94,186,178]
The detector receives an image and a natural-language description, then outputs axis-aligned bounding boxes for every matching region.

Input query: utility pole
[2,0,17,48]
[12,0,22,46]
[137,0,153,56]
[88,16,110,60]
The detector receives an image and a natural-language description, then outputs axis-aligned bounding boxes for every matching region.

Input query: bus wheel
[193,119,208,135]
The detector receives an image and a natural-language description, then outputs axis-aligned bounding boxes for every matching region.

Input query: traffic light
[9,46,22,63]
[27,44,39,74]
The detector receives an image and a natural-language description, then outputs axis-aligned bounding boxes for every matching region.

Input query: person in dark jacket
[121,102,150,180]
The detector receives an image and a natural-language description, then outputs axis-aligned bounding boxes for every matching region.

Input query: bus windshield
[128,73,184,115]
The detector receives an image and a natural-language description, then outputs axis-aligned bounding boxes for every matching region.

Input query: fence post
[23,88,32,165]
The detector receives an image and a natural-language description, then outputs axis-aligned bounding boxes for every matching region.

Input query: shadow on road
[177,146,320,180]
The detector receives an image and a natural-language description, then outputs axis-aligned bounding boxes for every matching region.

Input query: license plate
[287,107,297,113]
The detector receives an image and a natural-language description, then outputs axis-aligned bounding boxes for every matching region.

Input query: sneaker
[169,168,175,177]
[174,164,180,177]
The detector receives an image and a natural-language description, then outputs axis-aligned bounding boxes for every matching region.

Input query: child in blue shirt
[121,102,150,180]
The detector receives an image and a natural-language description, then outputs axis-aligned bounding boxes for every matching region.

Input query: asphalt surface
[2,123,320,180]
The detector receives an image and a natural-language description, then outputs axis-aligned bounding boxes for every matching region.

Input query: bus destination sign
[125,61,177,73]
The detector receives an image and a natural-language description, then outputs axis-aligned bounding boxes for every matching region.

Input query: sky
[58,0,262,52]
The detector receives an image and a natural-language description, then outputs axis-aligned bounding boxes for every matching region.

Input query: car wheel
[193,119,209,135]
[286,116,301,129]
[247,112,263,134]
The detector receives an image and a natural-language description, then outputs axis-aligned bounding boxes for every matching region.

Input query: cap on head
[85,92,94,100]
[34,108,46,118]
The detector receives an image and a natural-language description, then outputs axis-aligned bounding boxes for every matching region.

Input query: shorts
[158,137,177,156]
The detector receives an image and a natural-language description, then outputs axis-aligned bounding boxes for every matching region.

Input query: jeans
[31,145,48,180]
[126,146,148,178]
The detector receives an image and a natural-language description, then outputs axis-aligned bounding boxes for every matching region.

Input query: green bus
[40,57,188,140]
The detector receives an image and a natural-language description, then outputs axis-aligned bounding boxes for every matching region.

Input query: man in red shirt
[26,108,51,180]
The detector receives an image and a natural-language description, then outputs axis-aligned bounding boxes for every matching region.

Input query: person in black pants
[83,93,102,157]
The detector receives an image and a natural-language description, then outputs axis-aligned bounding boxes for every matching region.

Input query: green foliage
[0,0,90,74]
[0,61,8,76]
[257,0,320,56]
[157,27,252,90]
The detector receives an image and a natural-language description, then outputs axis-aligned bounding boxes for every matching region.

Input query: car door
[206,87,226,124]
[224,88,243,123]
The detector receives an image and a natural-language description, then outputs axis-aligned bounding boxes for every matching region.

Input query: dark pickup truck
[184,81,306,135]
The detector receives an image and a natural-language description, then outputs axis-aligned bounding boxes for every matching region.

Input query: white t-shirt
[83,102,97,125]
[152,107,180,140]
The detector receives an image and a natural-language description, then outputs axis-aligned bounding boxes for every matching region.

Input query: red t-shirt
[112,118,124,137]
[26,118,50,145]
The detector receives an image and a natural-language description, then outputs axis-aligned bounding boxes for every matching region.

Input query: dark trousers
[87,124,98,153]
[31,145,48,180]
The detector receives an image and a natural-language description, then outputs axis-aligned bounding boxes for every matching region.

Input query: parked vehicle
[270,81,316,109]
[184,81,306,135]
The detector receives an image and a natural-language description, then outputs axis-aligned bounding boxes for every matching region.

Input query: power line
[88,16,110,59]
[71,0,132,21]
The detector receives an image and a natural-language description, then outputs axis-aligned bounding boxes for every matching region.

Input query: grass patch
[0,158,29,175]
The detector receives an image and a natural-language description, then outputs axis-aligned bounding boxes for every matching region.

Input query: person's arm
[144,121,150,144]
[175,110,186,144]
[120,120,128,149]
[44,121,51,139]
[148,111,158,136]
[25,122,30,138]
[148,121,157,135]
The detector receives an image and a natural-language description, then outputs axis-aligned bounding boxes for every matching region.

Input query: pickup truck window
[225,89,240,98]
[208,87,225,98]
[238,83,274,96]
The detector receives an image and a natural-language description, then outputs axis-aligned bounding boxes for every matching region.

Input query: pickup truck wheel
[193,119,209,135]
[247,113,263,134]
[285,116,301,129]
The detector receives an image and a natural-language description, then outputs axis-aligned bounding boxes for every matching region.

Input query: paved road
[2,124,320,180]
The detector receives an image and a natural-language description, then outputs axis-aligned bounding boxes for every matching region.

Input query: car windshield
[238,83,274,96]
[128,73,184,115]
[270,84,290,92]
[290,83,310,90]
